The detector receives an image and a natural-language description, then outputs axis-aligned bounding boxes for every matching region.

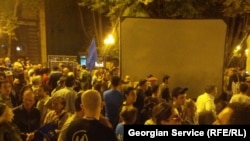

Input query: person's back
[80,66,91,90]
[104,89,123,127]
[159,75,171,102]
[66,118,116,141]
[103,76,124,128]
[66,89,117,141]
[229,94,250,104]
[133,79,148,116]
[196,85,217,116]
[139,96,159,124]
[58,92,83,141]
[48,66,63,93]
[229,82,250,104]
[182,98,198,125]
[115,106,138,141]
[198,110,216,125]
[213,102,250,125]
[52,75,77,114]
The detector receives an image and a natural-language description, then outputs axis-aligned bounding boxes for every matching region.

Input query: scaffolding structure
[47,55,78,71]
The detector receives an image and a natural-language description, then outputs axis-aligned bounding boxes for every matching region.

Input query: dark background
[45,0,110,56]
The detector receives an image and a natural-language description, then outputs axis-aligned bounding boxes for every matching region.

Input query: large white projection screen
[120,18,227,99]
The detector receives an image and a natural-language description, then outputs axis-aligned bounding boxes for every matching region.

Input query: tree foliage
[79,0,250,67]
[0,0,40,36]
[1,0,250,66]
[0,0,40,56]
[0,0,17,36]
[79,0,250,21]
[222,0,250,17]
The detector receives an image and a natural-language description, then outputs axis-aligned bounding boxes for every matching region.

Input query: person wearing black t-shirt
[66,89,117,141]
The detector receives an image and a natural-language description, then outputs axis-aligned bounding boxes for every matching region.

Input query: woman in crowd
[115,106,138,141]
[153,102,182,125]
[0,103,22,141]
[43,96,70,134]
[182,98,198,125]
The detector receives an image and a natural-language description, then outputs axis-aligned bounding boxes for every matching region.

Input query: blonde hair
[81,90,101,111]
[184,98,196,109]
[182,98,198,124]
[0,104,14,123]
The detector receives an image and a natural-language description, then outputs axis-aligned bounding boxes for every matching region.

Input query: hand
[13,78,20,84]
[55,129,60,134]
[26,132,35,141]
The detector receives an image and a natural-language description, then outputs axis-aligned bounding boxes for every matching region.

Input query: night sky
[45,0,110,56]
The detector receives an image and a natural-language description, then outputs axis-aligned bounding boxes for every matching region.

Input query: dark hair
[239,82,248,93]
[124,86,135,96]
[120,106,138,124]
[216,100,228,115]
[65,75,75,87]
[81,65,86,69]
[138,79,147,86]
[198,111,216,125]
[162,75,170,82]
[34,67,42,75]
[75,93,82,112]
[93,81,103,94]
[41,67,50,74]
[227,102,250,124]
[111,76,121,87]
[151,84,159,94]
[172,87,188,98]
[143,97,158,109]
[153,102,173,124]
[52,65,60,71]
[205,84,217,93]
[140,97,159,121]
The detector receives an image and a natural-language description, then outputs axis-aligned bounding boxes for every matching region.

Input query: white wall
[120,18,227,99]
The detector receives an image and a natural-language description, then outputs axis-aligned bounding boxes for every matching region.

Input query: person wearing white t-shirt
[196,85,218,117]
[229,82,250,104]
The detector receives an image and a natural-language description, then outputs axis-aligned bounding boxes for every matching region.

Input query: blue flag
[86,38,98,70]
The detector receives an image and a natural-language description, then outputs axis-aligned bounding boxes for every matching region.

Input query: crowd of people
[0,56,249,141]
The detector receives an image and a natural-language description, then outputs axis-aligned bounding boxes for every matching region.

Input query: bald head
[81,89,102,112]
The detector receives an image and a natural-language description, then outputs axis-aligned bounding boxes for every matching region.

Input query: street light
[103,34,115,69]
[103,34,115,55]
[16,46,21,51]
[236,45,241,51]
[104,34,115,45]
